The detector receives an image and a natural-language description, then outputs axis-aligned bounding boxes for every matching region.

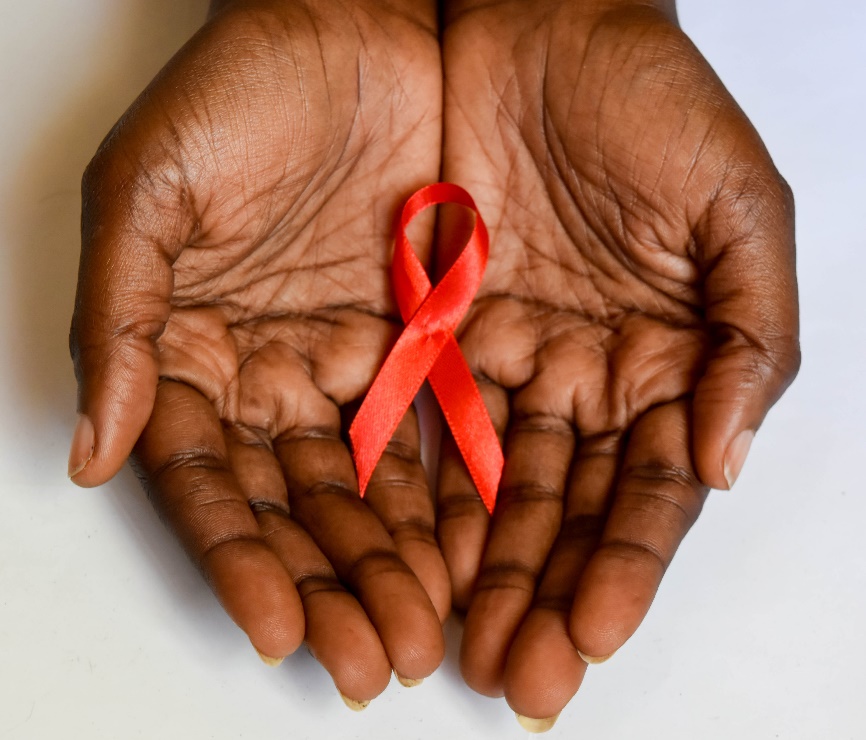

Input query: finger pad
[205,541,305,658]
[569,557,661,657]
[505,611,585,718]
[305,592,391,700]
[460,591,531,697]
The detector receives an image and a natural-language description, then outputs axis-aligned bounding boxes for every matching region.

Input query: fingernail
[724,430,754,489]
[578,649,615,665]
[339,692,370,712]
[254,647,283,667]
[394,670,423,688]
[68,414,95,479]
[515,713,560,733]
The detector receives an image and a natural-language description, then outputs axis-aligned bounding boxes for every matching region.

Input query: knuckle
[623,459,700,491]
[533,593,573,613]
[474,560,537,595]
[147,447,229,483]
[437,491,487,522]
[387,518,437,547]
[620,459,705,523]
[294,479,357,503]
[577,430,621,458]
[598,538,668,573]
[752,332,801,392]
[716,324,801,390]
[68,315,165,383]
[366,477,427,498]
[498,481,563,507]
[559,514,606,544]
[248,499,292,519]
[294,573,346,599]
[382,437,420,465]
[198,533,261,568]
[775,338,802,384]
[508,412,572,438]
[715,165,796,246]
[348,549,412,585]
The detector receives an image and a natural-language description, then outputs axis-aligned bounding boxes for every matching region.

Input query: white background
[1,1,864,738]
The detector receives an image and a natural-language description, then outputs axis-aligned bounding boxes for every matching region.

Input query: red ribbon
[349,183,503,513]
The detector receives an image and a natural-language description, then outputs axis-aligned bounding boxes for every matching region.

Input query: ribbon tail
[428,337,503,514]
[349,329,448,496]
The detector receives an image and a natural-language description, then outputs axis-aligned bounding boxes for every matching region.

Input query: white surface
[1,1,864,738]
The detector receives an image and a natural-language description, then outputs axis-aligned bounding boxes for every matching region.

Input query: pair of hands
[68,0,799,725]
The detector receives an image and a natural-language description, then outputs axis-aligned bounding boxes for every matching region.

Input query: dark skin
[437,0,798,722]
[68,0,799,724]
[70,0,449,703]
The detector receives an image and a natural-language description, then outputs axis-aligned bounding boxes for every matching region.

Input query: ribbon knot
[349,183,504,513]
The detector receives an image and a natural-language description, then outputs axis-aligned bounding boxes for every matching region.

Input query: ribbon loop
[349,183,504,513]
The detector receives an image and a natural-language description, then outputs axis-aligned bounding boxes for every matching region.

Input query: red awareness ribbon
[349,183,503,514]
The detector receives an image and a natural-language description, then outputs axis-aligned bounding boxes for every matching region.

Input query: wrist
[580,0,676,16]
[445,0,677,25]
[578,1,680,32]
[210,0,438,19]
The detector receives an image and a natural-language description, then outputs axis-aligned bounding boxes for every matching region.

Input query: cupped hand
[438,0,799,722]
[69,0,448,701]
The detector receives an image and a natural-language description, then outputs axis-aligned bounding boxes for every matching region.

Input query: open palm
[70,0,447,703]
[438,0,799,723]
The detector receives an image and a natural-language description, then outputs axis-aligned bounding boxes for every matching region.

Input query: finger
[225,424,393,701]
[692,177,800,489]
[253,507,392,704]
[363,406,451,623]
[132,380,305,660]
[502,432,620,720]
[504,611,586,730]
[460,408,574,698]
[569,400,708,659]
[274,427,445,681]
[224,424,289,506]
[436,379,509,610]
[69,149,191,487]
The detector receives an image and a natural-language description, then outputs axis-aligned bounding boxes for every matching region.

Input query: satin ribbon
[349,183,503,513]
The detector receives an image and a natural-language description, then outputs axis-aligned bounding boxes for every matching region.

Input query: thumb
[691,175,800,490]
[68,148,190,487]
